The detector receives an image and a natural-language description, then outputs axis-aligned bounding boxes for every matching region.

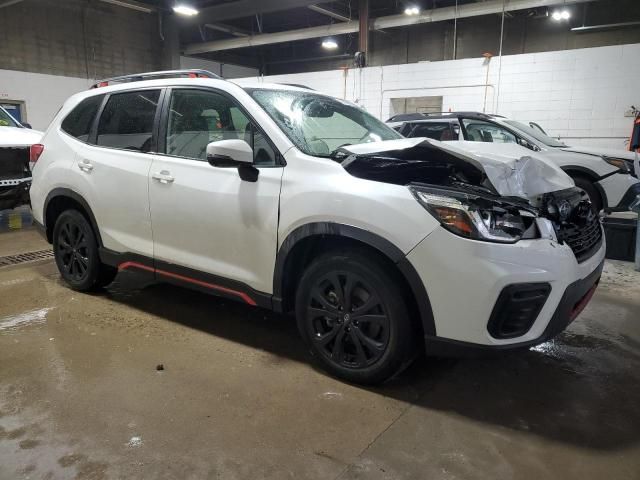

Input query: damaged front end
[0,147,32,210]
[340,139,602,261]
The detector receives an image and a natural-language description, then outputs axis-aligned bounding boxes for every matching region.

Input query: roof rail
[90,69,222,89]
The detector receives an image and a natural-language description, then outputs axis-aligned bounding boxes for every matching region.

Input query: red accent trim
[570,283,598,321]
[118,261,257,306]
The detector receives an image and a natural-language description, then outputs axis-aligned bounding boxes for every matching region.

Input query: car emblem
[558,200,572,221]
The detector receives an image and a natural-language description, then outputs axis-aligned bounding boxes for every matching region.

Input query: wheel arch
[43,188,102,246]
[560,166,608,209]
[274,222,436,337]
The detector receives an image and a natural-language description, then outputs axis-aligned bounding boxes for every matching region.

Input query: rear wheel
[52,210,115,291]
[572,176,603,213]
[295,250,416,384]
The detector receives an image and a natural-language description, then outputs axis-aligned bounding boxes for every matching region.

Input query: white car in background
[0,106,43,210]
[388,112,640,213]
[30,71,604,384]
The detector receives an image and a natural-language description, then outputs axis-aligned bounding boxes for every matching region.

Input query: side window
[462,119,517,144]
[96,90,160,152]
[61,95,104,142]
[410,122,456,141]
[166,89,277,165]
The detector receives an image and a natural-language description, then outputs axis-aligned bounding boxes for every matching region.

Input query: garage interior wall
[234,42,640,150]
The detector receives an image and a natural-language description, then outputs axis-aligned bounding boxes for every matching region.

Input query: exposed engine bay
[338,138,602,261]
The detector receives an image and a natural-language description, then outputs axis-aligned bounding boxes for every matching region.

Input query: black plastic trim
[425,259,604,356]
[43,188,102,246]
[612,181,640,211]
[487,282,551,339]
[273,222,437,336]
[99,248,272,309]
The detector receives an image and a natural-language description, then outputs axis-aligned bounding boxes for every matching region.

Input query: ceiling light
[551,9,570,21]
[322,38,338,50]
[404,6,420,16]
[173,4,199,16]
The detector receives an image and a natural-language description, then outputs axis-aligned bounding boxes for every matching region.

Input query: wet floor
[0,223,639,479]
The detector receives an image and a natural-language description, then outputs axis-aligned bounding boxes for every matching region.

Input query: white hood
[344,138,575,200]
[562,144,637,161]
[0,126,43,147]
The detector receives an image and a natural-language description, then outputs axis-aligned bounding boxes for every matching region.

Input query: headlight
[409,185,536,243]
[603,156,630,173]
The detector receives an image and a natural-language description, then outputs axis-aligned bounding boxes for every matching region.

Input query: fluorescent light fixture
[404,6,420,15]
[173,4,199,16]
[551,9,570,21]
[322,38,338,50]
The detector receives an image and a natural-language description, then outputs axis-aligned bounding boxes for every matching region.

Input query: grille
[0,249,54,268]
[559,216,603,263]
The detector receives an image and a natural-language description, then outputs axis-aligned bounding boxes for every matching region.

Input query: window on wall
[462,119,517,144]
[61,95,104,142]
[96,90,160,152]
[166,89,278,165]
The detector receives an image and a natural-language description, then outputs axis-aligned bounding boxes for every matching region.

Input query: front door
[148,87,283,296]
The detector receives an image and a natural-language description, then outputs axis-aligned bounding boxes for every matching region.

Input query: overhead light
[404,6,420,16]
[551,9,570,21]
[322,38,338,50]
[173,4,199,16]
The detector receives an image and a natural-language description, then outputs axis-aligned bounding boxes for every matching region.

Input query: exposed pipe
[571,21,640,32]
[452,0,458,60]
[308,5,350,22]
[185,0,597,54]
[98,0,155,13]
[0,0,24,8]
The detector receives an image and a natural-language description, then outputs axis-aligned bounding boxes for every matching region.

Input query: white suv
[30,71,605,384]
[388,112,640,213]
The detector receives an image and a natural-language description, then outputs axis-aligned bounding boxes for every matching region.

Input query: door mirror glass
[207,139,253,167]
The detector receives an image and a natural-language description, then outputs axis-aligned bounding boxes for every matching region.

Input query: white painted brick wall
[234,43,640,150]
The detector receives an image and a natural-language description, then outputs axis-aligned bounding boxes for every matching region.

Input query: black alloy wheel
[57,220,90,282]
[296,250,416,384]
[307,271,390,368]
[53,210,115,291]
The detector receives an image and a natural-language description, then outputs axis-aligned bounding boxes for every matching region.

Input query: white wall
[234,43,640,150]
[0,69,91,131]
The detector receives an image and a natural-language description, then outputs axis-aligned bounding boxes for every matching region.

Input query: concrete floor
[1,220,639,480]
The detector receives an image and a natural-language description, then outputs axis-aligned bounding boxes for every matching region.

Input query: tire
[295,249,416,385]
[52,209,111,291]
[573,176,603,213]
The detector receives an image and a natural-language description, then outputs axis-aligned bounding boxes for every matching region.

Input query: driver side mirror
[206,139,258,182]
[22,122,32,129]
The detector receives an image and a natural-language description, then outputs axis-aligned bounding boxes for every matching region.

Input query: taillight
[30,144,44,163]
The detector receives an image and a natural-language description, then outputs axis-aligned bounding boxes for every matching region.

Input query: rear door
[71,89,161,256]
[148,87,283,296]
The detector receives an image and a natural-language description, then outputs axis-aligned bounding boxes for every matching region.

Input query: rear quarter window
[61,95,104,142]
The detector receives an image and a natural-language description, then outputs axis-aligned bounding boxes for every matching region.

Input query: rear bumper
[425,259,604,356]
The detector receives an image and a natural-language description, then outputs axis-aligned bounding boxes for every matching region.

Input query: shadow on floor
[82,270,640,452]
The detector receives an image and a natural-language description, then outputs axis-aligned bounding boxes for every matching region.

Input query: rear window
[96,90,160,152]
[61,95,104,142]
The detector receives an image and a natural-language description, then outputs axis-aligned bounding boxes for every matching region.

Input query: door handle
[152,170,175,184]
[78,159,93,172]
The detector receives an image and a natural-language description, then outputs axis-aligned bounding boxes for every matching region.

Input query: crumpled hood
[342,138,574,201]
[0,126,43,147]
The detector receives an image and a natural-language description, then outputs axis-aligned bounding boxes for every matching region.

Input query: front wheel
[573,176,603,213]
[53,210,112,291]
[295,250,416,384]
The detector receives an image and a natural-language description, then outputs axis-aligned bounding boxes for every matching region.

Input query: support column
[161,13,181,70]
[358,0,369,66]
